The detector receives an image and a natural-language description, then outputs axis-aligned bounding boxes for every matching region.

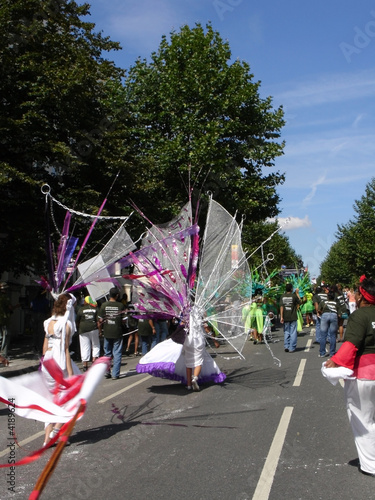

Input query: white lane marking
[252,406,294,500]
[293,359,306,387]
[98,374,152,404]
[0,431,45,458]
[304,339,312,352]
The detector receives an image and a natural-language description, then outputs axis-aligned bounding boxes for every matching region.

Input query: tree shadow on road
[223,366,288,389]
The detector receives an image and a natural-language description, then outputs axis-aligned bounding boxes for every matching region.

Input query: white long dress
[0,303,109,424]
[42,316,81,390]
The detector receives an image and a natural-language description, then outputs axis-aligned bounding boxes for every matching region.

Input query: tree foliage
[1,7,297,278]
[0,0,124,275]
[320,178,375,285]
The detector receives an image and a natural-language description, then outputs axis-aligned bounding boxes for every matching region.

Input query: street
[1,326,374,500]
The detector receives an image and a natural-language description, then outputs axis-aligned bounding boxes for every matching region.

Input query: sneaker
[186,385,192,390]
[318,353,328,358]
[104,372,111,379]
[112,376,119,380]
[191,376,200,392]
[284,348,289,352]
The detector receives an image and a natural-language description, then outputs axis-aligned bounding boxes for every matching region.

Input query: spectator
[138,318,157,355]
[154,319,169,344]
[334,284,349,342]
[313,286,328,345]
[203,322,220,348]
[123,294,140,356]
[98,287,126,380]
[347,287,357,314]
[0,282,18,361]
[279,283,301,353]
[318,287,340,358]
[76,296,100,372]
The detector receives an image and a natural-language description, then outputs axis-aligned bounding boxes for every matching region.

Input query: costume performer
[301,290,314,326]
[136,306,226,390]
[323,276,375,476]
[42,293,82,444]
[0,293,109,451]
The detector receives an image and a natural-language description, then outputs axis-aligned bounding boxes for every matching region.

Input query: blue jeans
[141,335,157,355]
[315,316,321,343]
[155,321,168,343]
[104,337,123,378]
[284,321,297,352]
[320,312,337,356]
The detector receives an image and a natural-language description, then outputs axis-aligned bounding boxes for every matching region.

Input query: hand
[324,359,339,368]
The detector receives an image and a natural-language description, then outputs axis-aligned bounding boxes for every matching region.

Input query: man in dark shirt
[279,283,301,353]
[98,287,126,380]
[313,286,328,344]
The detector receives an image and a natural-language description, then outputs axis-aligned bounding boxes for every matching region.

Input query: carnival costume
[322,276,375,475]
[136,307,226,385]
[0,296,109,435]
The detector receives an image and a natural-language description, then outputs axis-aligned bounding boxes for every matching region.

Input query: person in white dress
[42,293,81,446]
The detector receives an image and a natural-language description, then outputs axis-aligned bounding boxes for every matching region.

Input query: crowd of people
[1,276,375,479]
[0,280,360,373]
[243,282,357,357]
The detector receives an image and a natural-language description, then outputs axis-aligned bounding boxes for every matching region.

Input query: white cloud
[283,132,375,158]
[352,114,364,128]
[270,69,375,109]
[268,215,311,231]
[302,174,326,206]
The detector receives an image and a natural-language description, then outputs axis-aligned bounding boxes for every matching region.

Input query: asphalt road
[1,326,374,500]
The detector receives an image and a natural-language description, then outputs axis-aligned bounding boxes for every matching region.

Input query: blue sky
[85,0,375,279]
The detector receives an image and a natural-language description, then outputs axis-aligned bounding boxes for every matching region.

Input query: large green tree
[1,11,294,279]
[0,0,125,275]
[320,177,375,285]
[121,23,285,225]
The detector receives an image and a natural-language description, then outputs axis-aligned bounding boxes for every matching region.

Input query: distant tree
[242,222,303,275]
[319,238,353,286]
[320,177,375,284]
[0,0,124,275]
